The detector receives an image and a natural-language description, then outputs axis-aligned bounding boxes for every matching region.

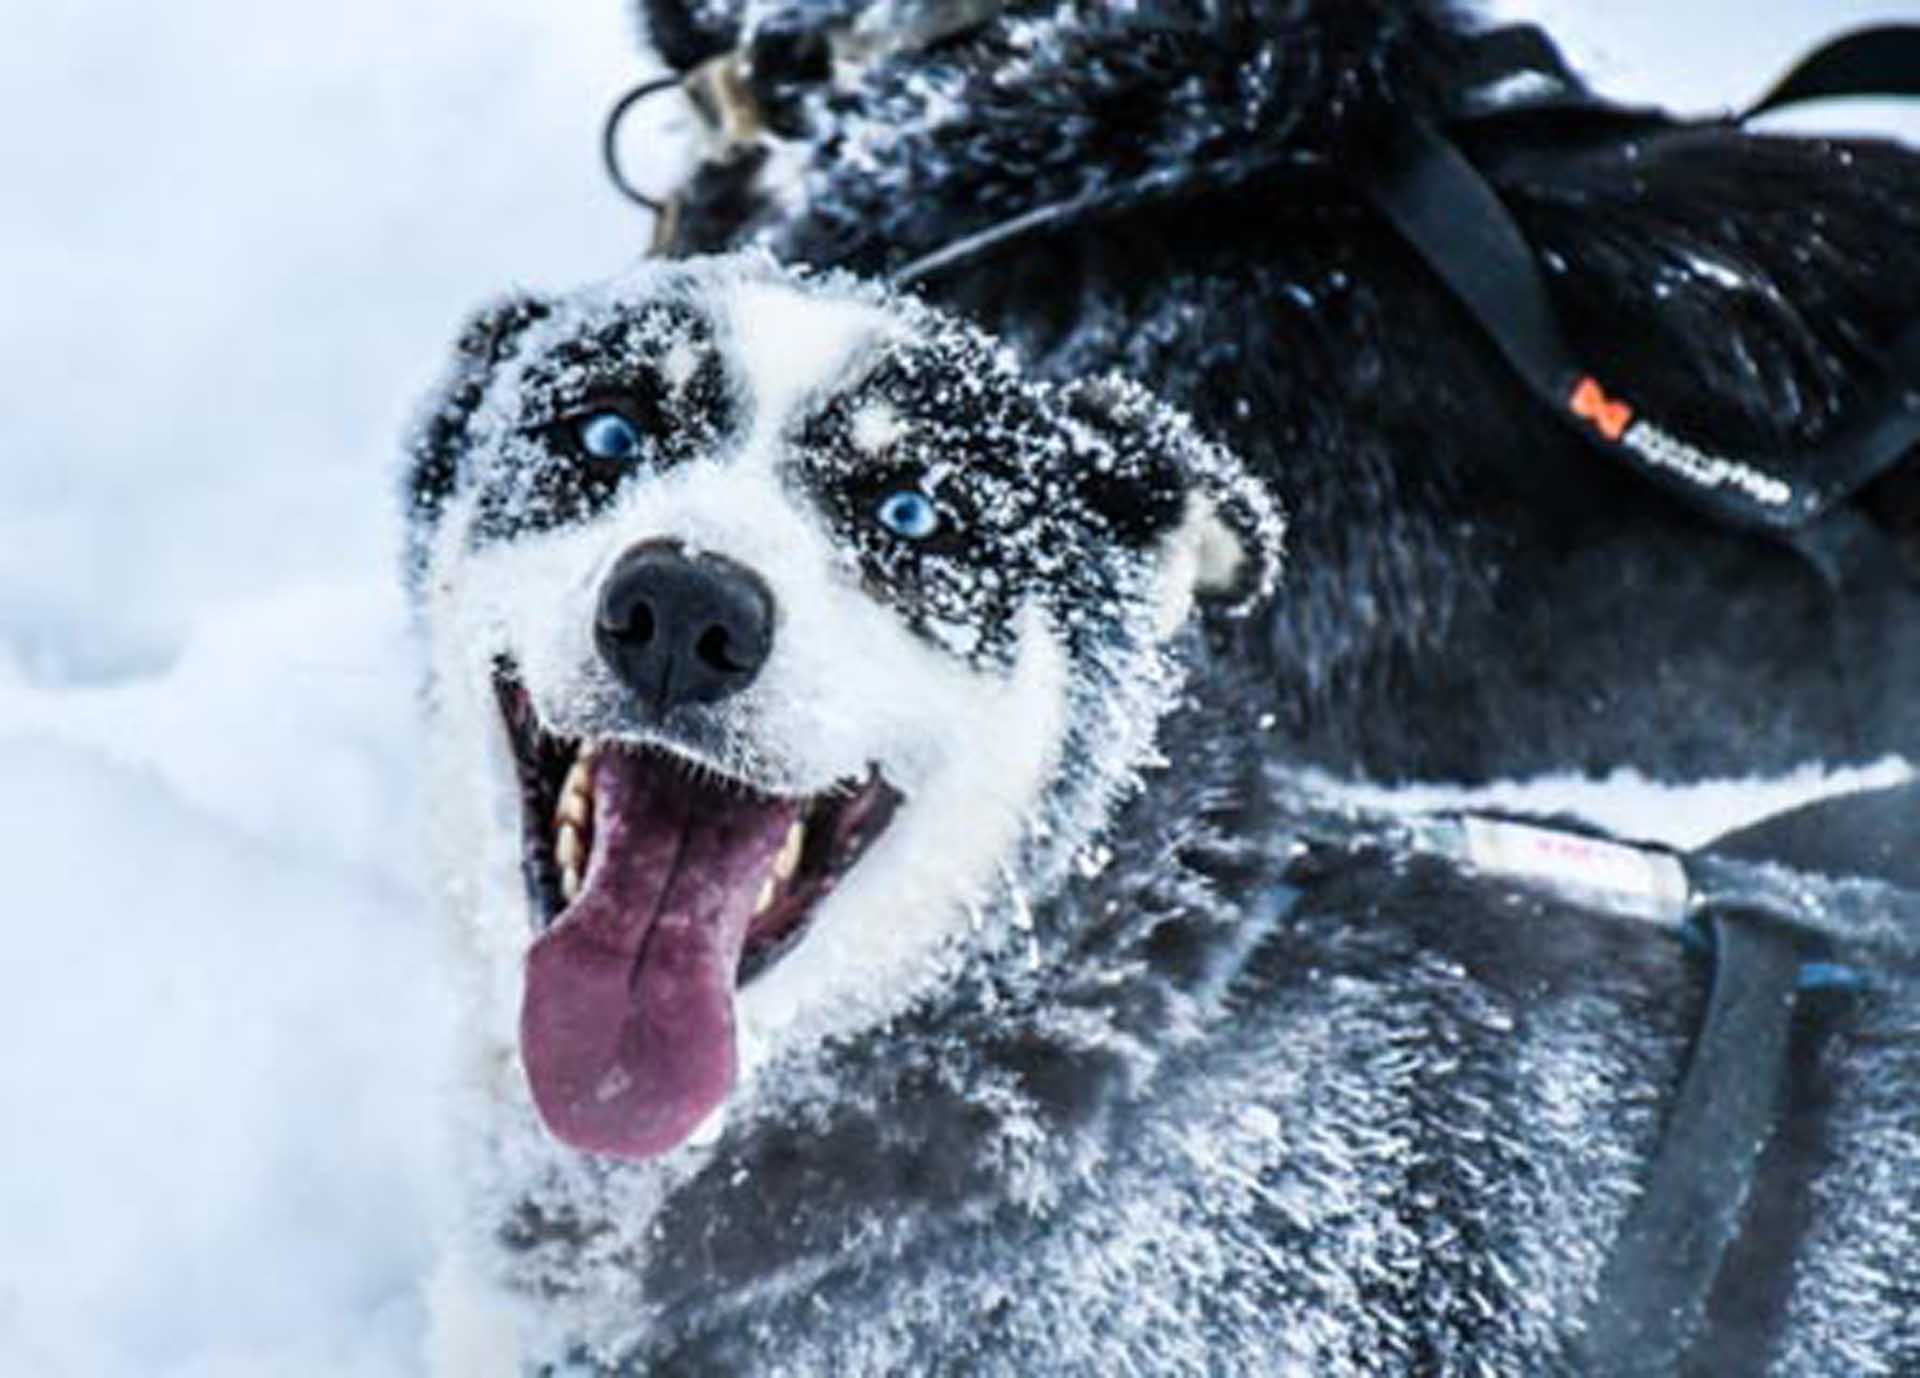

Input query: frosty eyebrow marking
[523,302,731,431]
[465,301,743,546]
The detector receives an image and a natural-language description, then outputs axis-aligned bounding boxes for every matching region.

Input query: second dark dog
[635,0,1920,784]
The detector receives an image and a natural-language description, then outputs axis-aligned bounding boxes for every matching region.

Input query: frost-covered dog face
[409,257,1278,1164]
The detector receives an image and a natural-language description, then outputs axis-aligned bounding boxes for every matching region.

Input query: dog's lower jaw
[418,629,1164,1370]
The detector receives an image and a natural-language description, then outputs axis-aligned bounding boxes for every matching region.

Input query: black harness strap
[1745,25,1920,120]
[879,24,1920,538]
[1361,25,1920,537]
[1575,909,1805,1376]
[1363,120,1596,467]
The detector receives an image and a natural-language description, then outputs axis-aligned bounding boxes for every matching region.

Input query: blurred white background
[0,3,1913,1373]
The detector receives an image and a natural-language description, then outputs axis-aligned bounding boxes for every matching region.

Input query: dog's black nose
[595,541,775,711]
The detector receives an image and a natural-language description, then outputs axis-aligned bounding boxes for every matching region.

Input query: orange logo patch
[1570,376,1634,443]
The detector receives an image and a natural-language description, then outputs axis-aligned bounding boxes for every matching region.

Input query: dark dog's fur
[640,0,1920,784]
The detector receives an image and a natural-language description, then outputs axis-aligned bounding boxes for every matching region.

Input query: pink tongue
[520,751,800,1160]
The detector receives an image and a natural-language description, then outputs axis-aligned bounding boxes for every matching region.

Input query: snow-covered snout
[407,256,1281,1163]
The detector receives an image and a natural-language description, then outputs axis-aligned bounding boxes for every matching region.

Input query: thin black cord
[602,73,684,214]
[891,191,1107,286]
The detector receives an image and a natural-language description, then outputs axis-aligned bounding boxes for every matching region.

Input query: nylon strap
[1360,25,1920,537]
[1576,908,1804,1376]
[1363,120,1589,455]
[1745,25,1920,119]
[889,27,1920,535]
[1362,119,1920,534]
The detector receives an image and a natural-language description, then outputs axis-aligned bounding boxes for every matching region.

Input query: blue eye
[876,489,941,540]
[577,411,642,462]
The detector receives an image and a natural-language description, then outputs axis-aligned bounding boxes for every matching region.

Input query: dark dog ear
[638,0,736,71]
[1060,375,1285,628]
[403,295,550,594]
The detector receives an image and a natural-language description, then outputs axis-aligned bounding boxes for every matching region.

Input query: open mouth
[494,665,900,1160]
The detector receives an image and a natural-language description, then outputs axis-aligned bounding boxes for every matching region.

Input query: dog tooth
[774,821,805,880]
[561,757,594,802]
[754,875,777,916]
[685,1102,726,1149]
[555,752,595,833]
[557,822,585,898]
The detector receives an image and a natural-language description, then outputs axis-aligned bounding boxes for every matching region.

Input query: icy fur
[409,253,1283,1369]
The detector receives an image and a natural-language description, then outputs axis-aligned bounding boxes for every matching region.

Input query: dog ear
[403,294,550,594]
[1060,375,1285,634]
[638,0,736,71]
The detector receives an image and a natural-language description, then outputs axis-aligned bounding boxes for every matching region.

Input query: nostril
[696,624,751,674]
[602,597,657,645]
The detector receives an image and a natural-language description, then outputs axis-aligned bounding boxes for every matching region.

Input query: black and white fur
[410,257,1920,1377]
[409,3,1920,1367]
[409,255,1281,1372]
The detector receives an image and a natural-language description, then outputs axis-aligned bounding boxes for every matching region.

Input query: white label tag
[1460,817,1691,927]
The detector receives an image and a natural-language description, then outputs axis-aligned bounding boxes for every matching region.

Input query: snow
[1313,757,1918,853]
[0,1,1914,1374]
[0,0,640,1371]
[1488,0,1920,143]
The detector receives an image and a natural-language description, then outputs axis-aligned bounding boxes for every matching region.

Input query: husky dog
[634,0,1920,785]
[410,255,1280,1371]
[411,257,1920,1376]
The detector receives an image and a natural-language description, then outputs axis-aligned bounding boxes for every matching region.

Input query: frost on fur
[407,249,1920,1378]
[407,252,1287,1373]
